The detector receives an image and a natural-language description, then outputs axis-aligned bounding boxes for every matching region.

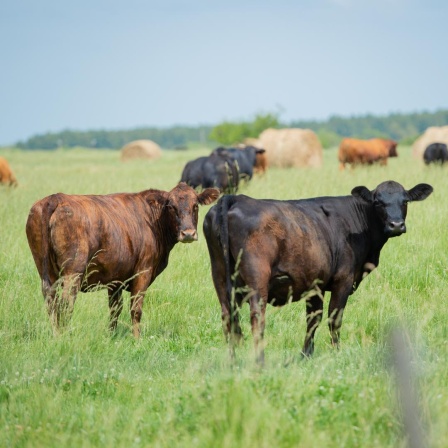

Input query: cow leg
[61,274,81,327]
[40,273,59,332]
[130,292,144,339]
[245,287,267,366]
[230,291,243,341]
[44,282,59,333]
[206,239,243,357]
[217,282,244,360]
[214,276,235,339]
[50,274,81,330]
[328,285,351,349]
[108,286,123,331]
[240,262,269,365]
[129,274,151,338]
[222,291,244,360]
[302,294,324,357]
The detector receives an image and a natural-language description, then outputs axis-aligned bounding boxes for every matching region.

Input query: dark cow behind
[180,156,208,189]
[180,151,239,194]
[423,142,448,165]
[212,145,266,181]
[26,183,219,336]
[203,181,433,364]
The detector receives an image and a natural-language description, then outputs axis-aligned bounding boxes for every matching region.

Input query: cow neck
[161,206,178,250]
[152,204,178,251]
[141,192,178,253]
[352,197,388,265]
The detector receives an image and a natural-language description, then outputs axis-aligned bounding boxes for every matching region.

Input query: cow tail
[40,195,60,297]
[218,194,238,321]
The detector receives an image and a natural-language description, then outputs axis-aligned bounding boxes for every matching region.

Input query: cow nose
[387,220,406,235]
[179,229,197,243]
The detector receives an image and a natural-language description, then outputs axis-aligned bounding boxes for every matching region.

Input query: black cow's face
[167,183,219,243]
[372,185,410,237]
[352,181,433,238]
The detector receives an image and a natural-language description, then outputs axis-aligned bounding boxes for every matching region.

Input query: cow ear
[351,186,372,202]
[145,191,169,206]
[407,183,433,201]
[198,188,220,205]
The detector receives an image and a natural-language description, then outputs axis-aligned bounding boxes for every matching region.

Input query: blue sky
[1,0,447,145]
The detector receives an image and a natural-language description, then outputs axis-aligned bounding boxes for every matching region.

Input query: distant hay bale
[121,140,162,161]
[243,137,261,147]
[412,126,448,160]
[256,128,323,168]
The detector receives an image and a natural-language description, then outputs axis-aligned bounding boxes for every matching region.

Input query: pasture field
[0,146,447,448]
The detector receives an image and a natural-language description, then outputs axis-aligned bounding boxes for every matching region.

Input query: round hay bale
[412,126,448,160]
[121,139,162,161]
[257,128,323,168]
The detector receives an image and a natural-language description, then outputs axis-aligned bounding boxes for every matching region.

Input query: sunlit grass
[0,146,447,447]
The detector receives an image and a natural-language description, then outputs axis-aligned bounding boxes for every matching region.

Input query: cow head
[165,182,219,243]
[253,147,267,173]
[351,181,433,237]
[388,140,398,157]
[211,147,229,157]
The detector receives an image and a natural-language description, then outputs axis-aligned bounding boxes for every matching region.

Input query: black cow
[180,151,239,194]
[423,142,448,165]
[203,181,433,364]
[212,146,266,181]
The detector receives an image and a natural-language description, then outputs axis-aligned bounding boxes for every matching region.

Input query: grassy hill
[0,147,446,447]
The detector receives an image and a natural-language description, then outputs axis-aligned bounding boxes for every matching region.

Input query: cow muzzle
[179,229,198,243]
[386,220,406,237]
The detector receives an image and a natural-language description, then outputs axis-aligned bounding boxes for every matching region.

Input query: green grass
[0,146,447,447]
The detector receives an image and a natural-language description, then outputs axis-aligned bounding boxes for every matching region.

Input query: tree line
[15,126,214,150]
[14,109,448,150]
[292,109,448,148]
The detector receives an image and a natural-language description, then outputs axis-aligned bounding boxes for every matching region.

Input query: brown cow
[0,157,18,186]
[338,138,398,170]
[26,182,219,336]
